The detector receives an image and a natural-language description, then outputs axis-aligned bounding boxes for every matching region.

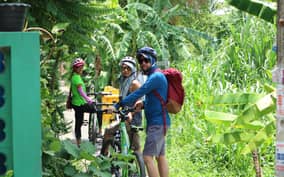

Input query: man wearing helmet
[101,56,143,154]
[110,47,170,177]
[70,58,95,147]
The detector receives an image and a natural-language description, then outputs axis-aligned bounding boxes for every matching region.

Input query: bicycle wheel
[101,139,121,156]
[88,113,98,144]
[101,139,121,177]
[128,151,146,177]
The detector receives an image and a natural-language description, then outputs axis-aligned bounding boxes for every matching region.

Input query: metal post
[276,1,284,176]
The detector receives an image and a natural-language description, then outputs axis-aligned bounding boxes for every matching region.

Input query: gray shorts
[143,125,166,157]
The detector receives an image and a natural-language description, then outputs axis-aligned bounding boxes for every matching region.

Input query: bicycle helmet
[72,58,85,68]
[136,46,157,62]
[136,46,157,74]
[120,56,136,73]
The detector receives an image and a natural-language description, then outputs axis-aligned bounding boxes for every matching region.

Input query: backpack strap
[69,71,74,98]
[68,84,72,98]
[153,90,167,136]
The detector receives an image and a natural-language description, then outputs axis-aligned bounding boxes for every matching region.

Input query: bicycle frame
[87,91,113,144]
[120,120,130,155]
[114,107,145,177]
[117,116,131,177]
[101,106,146,177]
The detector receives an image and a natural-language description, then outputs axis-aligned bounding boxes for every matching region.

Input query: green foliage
[3,171,13,177]
[4,0,276,176]
[125,2,216,60]
[204,90,276,154]
[42,140,113,177]
[21,0,122,53]
[167,4,275,176]
[227,0,276,23]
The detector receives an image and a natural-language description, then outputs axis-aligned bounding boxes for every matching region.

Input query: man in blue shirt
[113,47,170,177]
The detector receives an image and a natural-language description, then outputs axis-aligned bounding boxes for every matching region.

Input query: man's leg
[144,155,159,177]
[143,125,166,177]
[101,123,119,155]
[156,155,169,177]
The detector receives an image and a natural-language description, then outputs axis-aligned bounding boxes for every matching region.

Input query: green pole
[0,32,41,177]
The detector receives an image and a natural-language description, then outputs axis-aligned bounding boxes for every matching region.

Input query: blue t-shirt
[118,71,170,127]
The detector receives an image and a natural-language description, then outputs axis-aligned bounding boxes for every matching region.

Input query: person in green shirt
[71,58,95,147]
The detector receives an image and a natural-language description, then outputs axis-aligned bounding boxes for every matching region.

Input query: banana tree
[124,1,216,61]
[90,0,215,86]
[204,84,276,177]
[227,0,277,23]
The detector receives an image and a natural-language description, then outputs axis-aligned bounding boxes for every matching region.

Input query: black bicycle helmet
[136,46,157,61]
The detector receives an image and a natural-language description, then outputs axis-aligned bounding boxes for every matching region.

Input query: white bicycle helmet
[72,58,85,68]
[120,56,136,72]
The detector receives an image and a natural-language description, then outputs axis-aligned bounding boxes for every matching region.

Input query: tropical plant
[89,0,217,85]
[167,4,276,176]
[204,85,275,176]
[226,0,277,23]
[0,0,278,176]
[42,139,113,177]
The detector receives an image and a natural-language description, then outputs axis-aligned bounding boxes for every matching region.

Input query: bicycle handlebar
[112,107,144,131]
[113,106,135,117]
[87,91,113,96]
[96,109,108,114]
[94,102,114,106]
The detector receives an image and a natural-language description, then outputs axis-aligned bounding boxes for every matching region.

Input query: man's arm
[118,73,162,108]
[129,79,141,92]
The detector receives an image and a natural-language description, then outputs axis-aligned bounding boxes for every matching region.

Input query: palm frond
[227,0,276,23]
[161,4,180,22]
[126,8,141,31]
[105,23,125,35]
[153,0,173,14]
[117,31,133,59]
[94,35,116,60]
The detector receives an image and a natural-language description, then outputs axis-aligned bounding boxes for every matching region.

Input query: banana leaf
[227,0,276,23]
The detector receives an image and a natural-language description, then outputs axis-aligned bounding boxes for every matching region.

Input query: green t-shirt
[71,73,87,106]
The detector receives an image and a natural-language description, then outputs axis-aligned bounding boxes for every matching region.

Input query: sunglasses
[138,58,150,65]
[121,66,131,71]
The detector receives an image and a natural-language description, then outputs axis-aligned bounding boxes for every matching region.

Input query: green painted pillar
[0,32,41,177]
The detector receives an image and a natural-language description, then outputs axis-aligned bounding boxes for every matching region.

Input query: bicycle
[100,106,146,177]
[87,91,113,144]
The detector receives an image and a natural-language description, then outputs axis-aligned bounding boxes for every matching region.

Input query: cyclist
[109,47,170,177]
[70,58,95,147]
[102,56,143,153]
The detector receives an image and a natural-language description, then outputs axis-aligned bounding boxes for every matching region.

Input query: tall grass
[168,13,276,177]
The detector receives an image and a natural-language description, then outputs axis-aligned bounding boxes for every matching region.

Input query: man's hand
[134,100,143,112]
[127,113,133,123]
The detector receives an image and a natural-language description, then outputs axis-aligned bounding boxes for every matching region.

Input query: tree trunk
[252,149,262,177]
[95,55,102,78]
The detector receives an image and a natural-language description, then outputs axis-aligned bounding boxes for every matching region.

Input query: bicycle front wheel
[88,113,98,144]
[128,151,146,177]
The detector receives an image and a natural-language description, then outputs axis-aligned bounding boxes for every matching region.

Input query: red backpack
[154,68,185,114]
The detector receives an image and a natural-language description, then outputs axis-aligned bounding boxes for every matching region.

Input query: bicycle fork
[120,122,130,155]
[120,122,131,177]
